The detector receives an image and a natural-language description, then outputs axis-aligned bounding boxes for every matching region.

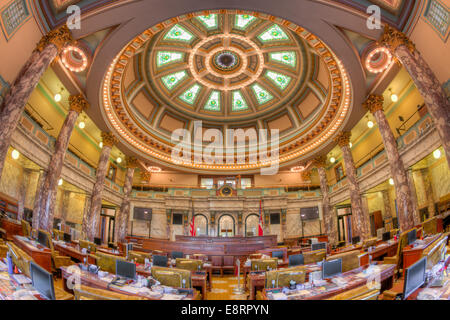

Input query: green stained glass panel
[204,91,221,111]
[164,24,194,42]
[269,52,296,68]
[196,14,218,29]
[266,71,291,90]
[161,71,187,90]
[232,91,248,111]
[179,84,201,104]
[258,24,289,42]
[252,84,273,104]
[235,14,256,29]
[156,51,184,66]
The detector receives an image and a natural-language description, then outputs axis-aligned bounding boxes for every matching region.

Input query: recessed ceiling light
[116,157,122,164]
[11,149,19,160]
[391,94,398,103]
[433,149,441,159]
[367,120,374,128]
[54,93,62,102]
[330,157,336,164]
[58,179,63,186]
[349,142,352,148]
[78,121,85,129]
[389,178,394,186]
[99,142,103,148]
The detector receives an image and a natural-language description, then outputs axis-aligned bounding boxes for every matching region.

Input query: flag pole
[232,258,245,294]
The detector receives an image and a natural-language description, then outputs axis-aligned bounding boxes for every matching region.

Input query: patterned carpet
[207,275,248,300]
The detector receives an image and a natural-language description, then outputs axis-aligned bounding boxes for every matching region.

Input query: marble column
[380,26,450,168]
[314,155,338,245]
[407,170,421,226]
[381,190,393,231]
[0,25,73,182]
[37,94,89,232]
[32,169,45,230]
[364,94,416,232]
[419,168,436,217]
[17,168,31,221]
[115,157,137,243]
[362,195,371,236]
[83,132,117,241]
[60,190,71,225]
[335,132,370,240]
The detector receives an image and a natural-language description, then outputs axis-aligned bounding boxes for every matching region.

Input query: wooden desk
[0,218,23,241]
[61,265,199,300]
[136,266,207,299]
[243,259,289,288]
[262,263,395,300]
[13,235,52,273]
[54,242,93,263]
[367,241,398,262]
[0,271,45,300]
[247,263,321,300]
[96,247,123,256]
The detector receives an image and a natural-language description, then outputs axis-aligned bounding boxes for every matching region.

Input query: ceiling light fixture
[433,149,441,159]
[11,149,19,160]
[389,178,394,186]
[58,179,63,186]
[349,142,353,148]
[291,165,305,173]
[388,88,398,103]
[99,142,103,148]
[54,87,64,102]
[329,156,336,164]
[116,157,122,164]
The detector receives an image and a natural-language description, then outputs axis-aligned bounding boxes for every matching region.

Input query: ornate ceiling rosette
[101,10,352,173]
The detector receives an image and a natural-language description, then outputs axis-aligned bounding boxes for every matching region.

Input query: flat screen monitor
[403,256,427,300]
[30,262,55,300]
[94,237,102,246]
[352,236,360,245]
[63,233,71,243]
[153,255,168,267]
[288,254,304,267]
[272,250,284,259]
[311,242,327,251]
[382,231,391,242]
[407,229,417,245]
[322,258,342,279]
[116,260,136,280]
[37,230,48,248]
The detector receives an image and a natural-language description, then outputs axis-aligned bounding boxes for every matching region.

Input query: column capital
[379,25,415,54]
[301,170,311,181]
[313,155,328,168]
[101,132,117,148]
[364,94,385,114]
[125,156,139,168]
[335,131,351,147]
[69,94,89,113]
[141,170,152,182]
[36,24,73,52]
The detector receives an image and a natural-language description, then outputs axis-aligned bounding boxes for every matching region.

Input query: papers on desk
[11,274,32,285]
[0,260,7,271]
[271,292,288,300]
[417,288,444,300]
[161,293,184,300]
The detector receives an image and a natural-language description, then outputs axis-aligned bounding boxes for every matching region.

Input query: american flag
[258,199,264,236]
[189,214,196,236]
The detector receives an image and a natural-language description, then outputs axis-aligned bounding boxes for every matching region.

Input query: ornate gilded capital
[36,24,73,52]
[125,156,139,168]
[313,155,328,168]
[101,132,117,148]
[364,94,384,114]
[379,25,415,54]
[69,94,89,113]
[335,131,351,147]
[141,170,152,182]
[301,170,311,181]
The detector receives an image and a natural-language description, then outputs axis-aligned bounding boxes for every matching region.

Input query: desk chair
[260,267,306,299]
[91,251,127,274]
[288,254,304,267]
[128,251,151,264]
[39,229,72,275]
[0,239,7,259]
[7,242,33,277]
[383,228,414,276]
[73,285,145,300]
[222,256,235,275]
[192,254,208,262]
[251,258,277,271]
[152,254,168,267]
[171,251,184,259]
[176,258,203,271]
[21,220,31,238]
[362,237,378,249]
[327,250,361,272]
[303,249,326,265]
[151,266,192,288]
[210,256,223,276]
[79,239,97,253]
[423,217,438,236]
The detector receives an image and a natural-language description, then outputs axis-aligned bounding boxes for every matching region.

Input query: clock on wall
[218,184,234,197]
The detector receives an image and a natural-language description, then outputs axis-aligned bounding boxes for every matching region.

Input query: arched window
[245,214,259,237]
[218,214,235,237]
[194,214,208,236]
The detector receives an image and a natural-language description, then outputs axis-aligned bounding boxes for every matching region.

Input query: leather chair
[0,239,7,259]
[127,250,151,264]
[266,267,306,288]
[362,237,378,249]
[222,256,235,275]
[327,285,380,300]
[7,242,33,277]
[327,250,361,272]
[176,258,203,271]
[192,254,208,262]
[79,239,97,253]
[151,266,192,288]
[250,258,277,271]
[288,254,304,267]
[423,217,438,236]
[39,229,72,274]
[52,229,64,241]
[303,249,326,265]
[21,220,31,238]
[383,228,414,275]
[91,251,127,274]
[210,255,223,276]
[73,284,146,300]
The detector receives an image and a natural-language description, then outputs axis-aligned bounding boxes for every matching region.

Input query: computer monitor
[171,251,184,259]
[116,260,136,280]
[63,233,71,243]
[288,254,304,267]
[311,242,327,251]
[322,258,342,279]
[37,230,48,248]
[403,256,427,300]
[382,231,391,242]
[352,236,360,245]
[272,250,284,259]
[30,261,55,300]
[153,254,168,267]
[407,229,417,245]
[94,237,102,246]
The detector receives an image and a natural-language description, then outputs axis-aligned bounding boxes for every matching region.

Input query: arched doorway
[245,214,259,237]
[218,214,235,237]
[194,214,208,236]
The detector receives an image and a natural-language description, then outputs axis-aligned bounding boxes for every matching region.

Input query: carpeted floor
[207,275,248,300]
